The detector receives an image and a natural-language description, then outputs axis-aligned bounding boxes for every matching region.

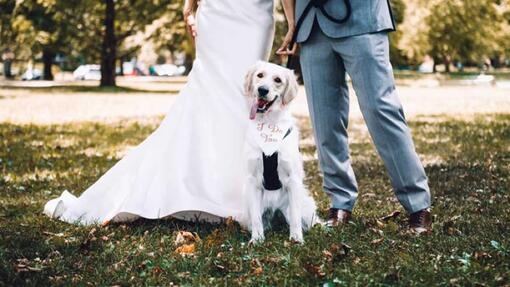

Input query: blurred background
[1,0,509,87]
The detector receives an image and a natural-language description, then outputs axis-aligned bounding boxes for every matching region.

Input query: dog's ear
[244,63,258,98]
[282,69,299,106]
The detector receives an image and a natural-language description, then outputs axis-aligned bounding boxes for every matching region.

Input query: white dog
[243,61,319,243]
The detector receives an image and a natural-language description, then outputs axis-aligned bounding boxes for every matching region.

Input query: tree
[426,0,503,72]
[6,0,175,84]
[96,0,174,86]
[389,0,407,67]
[10,0,86,80]
[0,0,16,78]
[151,1,194,73]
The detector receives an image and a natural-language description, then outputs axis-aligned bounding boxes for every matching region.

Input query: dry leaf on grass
[252,266,263,276]
[174,231,200,246]
[380,210,401,222]
[371,238,384,245]
[305,263,326,278]
[174,243,196,255]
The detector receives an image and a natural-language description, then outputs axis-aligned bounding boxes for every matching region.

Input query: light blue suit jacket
[295,0,396,43]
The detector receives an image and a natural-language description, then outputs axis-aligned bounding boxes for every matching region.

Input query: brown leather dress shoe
[324,208,351,228]
[409,209,432,234]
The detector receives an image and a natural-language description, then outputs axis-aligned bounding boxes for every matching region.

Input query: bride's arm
[276,0,298,55]
[183,0,198,39]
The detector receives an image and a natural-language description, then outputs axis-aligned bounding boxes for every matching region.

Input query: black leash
[286,0,351,69]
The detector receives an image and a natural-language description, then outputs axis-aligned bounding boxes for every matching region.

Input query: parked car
[73,64,101,80]
[117,62,146,76]
[150,64,186,77]
[21,68,42,80]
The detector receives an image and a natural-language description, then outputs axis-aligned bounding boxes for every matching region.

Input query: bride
[43,0,296,225]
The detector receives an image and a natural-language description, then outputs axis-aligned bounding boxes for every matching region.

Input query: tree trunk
[432,56,439,73]
[444,56,451,73]
[118,57,124,76]
[100,0,116,87]
[3,60,12,79]
[42,49,54,80]
[2,49,15,79]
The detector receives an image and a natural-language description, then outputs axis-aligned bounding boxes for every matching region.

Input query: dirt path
[0,84,508,124]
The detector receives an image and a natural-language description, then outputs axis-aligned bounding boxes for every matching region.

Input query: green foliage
[389,0,408,67]
[426,0,505,70]
[151,0,195,70]
[0,0,17,51]
[0,113,509,286]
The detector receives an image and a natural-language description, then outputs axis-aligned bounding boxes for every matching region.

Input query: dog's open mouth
[249,96,278,120]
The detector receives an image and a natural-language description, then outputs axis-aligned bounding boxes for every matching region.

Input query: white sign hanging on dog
[249,118,293,156]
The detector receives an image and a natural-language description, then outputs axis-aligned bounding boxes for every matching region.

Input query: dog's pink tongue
[249,102,258,120]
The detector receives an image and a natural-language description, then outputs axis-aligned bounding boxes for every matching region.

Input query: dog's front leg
[287,178,304,243]
[245,175,265,244]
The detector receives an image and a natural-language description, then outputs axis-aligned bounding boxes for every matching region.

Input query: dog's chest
[247,117,294,190]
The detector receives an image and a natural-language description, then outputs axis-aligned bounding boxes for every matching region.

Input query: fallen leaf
[352,257,361,265]
[375,220,386,228]
[42,231,65,237]
[252,266,263,276]
[174,231,200,246]
[152,266,163,276]
[204,229,224,247]
[371,238,384,245]
[305,263,326,278]
[175,243,195,255]
[322,250,333,262]
[473,251,491,260]
[225,216,236,227]
[330,243,351,259]
[380,211,401,222]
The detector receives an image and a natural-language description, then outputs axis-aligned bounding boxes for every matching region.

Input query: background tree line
[1,0,509,86]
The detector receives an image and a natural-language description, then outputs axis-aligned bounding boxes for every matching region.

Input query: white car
[152,64,186,76]
[21,68,42,80]
[73,64,101,80]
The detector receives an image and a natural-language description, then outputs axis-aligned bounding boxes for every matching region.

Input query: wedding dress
[43,0,275,225]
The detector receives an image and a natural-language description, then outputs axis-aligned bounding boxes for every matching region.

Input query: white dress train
[43,0,275,225]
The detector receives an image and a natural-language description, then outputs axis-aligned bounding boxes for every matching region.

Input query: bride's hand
[276,28,299,56]
[183,0,197,39]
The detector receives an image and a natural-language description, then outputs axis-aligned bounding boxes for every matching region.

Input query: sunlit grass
[1,114,509,286]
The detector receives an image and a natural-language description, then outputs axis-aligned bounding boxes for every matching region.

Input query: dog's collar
[256,95,278,113]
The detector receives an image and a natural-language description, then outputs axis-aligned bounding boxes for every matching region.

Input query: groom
[278,0,432,233]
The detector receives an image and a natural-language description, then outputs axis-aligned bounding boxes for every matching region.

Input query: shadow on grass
[0,114,509,286]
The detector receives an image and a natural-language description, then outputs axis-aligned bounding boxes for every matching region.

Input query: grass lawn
[0,114,508,286]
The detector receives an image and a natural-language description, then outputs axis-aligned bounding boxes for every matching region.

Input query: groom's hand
[276,29,299,56]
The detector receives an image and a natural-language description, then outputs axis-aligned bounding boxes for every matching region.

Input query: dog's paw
[248,237,265,246]
[289,232,304,244]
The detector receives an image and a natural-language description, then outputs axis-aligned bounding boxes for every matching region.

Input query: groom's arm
[276,0,298,55]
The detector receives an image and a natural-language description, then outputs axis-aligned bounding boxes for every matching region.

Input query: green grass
[1,114,509,286]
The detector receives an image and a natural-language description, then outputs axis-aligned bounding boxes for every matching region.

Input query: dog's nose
[257,86,269,98]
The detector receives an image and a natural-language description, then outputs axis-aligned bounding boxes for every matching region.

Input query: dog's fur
[243,61,318,243]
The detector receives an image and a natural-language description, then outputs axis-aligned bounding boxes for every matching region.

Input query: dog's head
[244,61,299,120]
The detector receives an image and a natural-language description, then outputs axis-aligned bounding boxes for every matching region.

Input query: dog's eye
[274,77,282,83]
[256,73,264,78]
